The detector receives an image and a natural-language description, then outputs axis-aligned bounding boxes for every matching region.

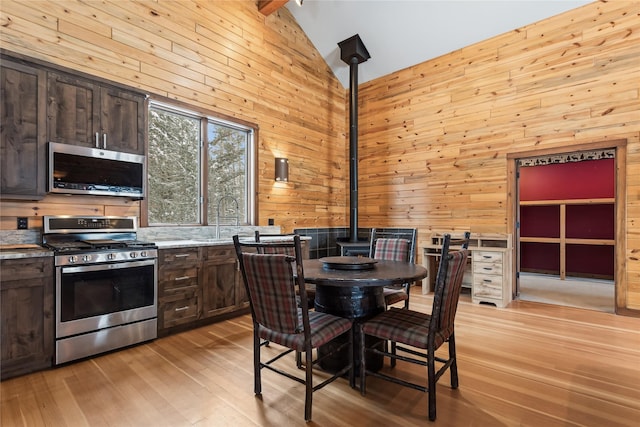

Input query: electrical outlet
[17,217,28,229]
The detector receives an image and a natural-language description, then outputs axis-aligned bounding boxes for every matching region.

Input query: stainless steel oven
[43,216,157,365]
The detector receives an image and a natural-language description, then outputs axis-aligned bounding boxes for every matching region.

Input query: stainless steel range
[43,215,157,365]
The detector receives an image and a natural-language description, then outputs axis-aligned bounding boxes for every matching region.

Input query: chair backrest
[369,228,417,263]
[233,234,311,334]
[429,232,470,345]
[254,231,296,255]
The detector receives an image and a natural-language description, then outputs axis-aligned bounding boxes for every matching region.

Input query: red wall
[519,159,615,200]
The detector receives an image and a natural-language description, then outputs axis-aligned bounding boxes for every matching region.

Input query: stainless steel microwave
[48,142,145,198]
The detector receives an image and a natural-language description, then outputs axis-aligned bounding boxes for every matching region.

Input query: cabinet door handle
[103,133,107,149]
[174,306,189,312]
[483,255,492,259]
[483,267,493,271]
[174,254,190,258]
[174,276,191,281]
[95,132,100,148]
[483,279,493,283]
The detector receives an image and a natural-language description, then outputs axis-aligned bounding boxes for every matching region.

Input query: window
[148,102,255,226]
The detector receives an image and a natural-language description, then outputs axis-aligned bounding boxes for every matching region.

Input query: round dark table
[303,258,427,372]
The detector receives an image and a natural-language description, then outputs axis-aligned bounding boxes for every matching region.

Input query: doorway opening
[507,140,627,314]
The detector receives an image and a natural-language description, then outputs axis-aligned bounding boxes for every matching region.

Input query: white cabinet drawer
[473,284,502,299]
[473,273,503,289]
[473,251,503,263]
[473,261,503,275]
[473,281,502,299]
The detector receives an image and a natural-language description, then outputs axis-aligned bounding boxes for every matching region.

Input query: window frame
[142,97,258,227]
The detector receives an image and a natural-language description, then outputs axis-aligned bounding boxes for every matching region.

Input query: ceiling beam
[258,0,289,16]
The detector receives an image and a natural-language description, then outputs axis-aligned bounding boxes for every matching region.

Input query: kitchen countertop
[154,239,229,249]
[154,235,309,249]
[0,244,54,260]
[0,235,308,258]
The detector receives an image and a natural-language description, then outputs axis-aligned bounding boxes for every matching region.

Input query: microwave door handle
[95,132,100,148]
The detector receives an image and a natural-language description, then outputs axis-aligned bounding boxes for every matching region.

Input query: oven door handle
[60,259,156,274]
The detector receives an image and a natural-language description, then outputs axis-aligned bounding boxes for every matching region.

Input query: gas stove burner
[46,240,158,254]
[80,239,128,250]
[42,215,158,256]
[44,241,93,252]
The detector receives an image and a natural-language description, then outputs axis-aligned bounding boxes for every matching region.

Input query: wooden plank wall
[0,0,348,232]
[355,1,640,310]
[1,1,639,312]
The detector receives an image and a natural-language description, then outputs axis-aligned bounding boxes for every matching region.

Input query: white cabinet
[472,250,510,307]
[421,232,512,308]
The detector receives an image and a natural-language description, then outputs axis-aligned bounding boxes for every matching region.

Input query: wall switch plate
[17,217,28,229]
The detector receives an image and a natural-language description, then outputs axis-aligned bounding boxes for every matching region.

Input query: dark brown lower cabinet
[201,245,246,318]
[1,257,54,380]
[157,241,305,336]
[157,244,247,336]
[157,247,202,333]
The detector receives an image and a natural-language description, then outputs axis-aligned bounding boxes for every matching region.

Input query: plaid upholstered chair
[233,234,354,422]
[359,232,470,421]
[369,228,417,309]
[254,230,316,309]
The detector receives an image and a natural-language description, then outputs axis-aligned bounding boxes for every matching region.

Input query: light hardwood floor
[2,290,639,427]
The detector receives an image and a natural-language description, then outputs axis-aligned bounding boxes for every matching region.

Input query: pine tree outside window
[148,102,255,226]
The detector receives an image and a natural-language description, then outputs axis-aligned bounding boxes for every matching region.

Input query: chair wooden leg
[390,341,397,367]
[359,324,367,396]
[427,346,437,421]
[296,350,302,369]
[449,333,459,389]
[304,346,313,421]
[254,330,262,395]
[404,283,410,309]
[349,327,355,388]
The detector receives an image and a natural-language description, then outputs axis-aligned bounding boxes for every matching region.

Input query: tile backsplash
[293,227,418,259]
[294,227,370,259]
[0,226,281,246]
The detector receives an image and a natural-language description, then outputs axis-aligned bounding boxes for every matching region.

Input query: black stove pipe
[348,55,360,243]
[338,35,370,243]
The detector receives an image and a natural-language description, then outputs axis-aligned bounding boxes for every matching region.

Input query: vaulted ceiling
[260,0,592,87]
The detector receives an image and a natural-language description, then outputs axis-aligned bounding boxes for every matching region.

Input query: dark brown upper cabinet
[47,72,146,155]
[0,60,47,200]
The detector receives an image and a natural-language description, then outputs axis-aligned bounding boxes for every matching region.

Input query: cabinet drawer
[473,251,503,263]
[473,274,503,299]
[472,284,502,299]
[204,245,236,262]
[473,261,503,276]
[160,289,199,328]
[159,266,199,292]
[159,247,201,265]
[0,258,53,282]
[473,273,503,290]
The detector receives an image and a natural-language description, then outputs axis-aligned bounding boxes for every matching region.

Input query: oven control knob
[69,255,78,264]
[107,253,117,260]
[140,251,147,258]
[82,255,91,262]
[129,251,137,259]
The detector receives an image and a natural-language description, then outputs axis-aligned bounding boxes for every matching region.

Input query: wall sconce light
[295,0,303,6]
[275,157,289,182]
